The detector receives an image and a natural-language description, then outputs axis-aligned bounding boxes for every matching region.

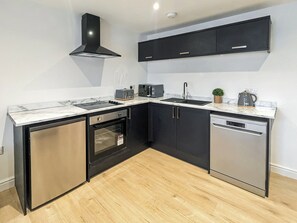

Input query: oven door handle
[91,117,126,129]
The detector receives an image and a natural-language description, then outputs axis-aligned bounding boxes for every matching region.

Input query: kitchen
[1,0,297,222]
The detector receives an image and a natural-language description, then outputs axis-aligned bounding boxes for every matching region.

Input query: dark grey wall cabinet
[216,16,271,54]
[138,40,155,61]
[173,30,217,58]
[150,103,210,170]
[138,16,271,62]
[139,29,216,62]
[127,104,149,155]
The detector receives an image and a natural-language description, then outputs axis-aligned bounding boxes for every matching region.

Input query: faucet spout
[182,82,188,99]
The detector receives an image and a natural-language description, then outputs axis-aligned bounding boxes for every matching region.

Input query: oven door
[90,118,127,162]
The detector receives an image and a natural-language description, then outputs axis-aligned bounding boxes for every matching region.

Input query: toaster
[115,89,134,100]
[138,84,164,98]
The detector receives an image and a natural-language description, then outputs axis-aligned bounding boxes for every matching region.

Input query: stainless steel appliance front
[90,110,127,125]
[89,110,127,166]
[29,118,86,209]
[210,114,267,197]
[138,84,164,98]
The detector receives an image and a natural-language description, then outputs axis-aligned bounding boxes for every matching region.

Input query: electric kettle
[238,91,257,106]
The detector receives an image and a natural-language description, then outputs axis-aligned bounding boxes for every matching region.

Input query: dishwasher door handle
[212,123,263,137]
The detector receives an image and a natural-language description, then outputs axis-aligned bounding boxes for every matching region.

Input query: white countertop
[8,96,277,127]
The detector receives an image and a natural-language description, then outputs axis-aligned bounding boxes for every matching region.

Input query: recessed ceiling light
[153,2,160,10]
[166,12,178,19]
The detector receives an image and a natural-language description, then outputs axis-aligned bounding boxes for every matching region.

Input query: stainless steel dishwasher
[29,117,86,209]
[210,114,267,197]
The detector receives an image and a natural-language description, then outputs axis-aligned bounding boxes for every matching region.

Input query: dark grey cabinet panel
[217,16,271,54]
[154,37,176,60]
[138,40,155,61]
[138,16,271,62]
[13,126,27,215]
[151,103,210,170]
[172,30,216,58]
[151,103,176,152]
[127,104,149,154]
[176,107,210,169]
[139,30,216,62]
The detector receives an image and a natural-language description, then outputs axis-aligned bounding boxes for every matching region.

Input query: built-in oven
[88,109,129,179]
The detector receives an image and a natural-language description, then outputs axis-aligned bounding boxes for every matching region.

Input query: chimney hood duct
[70,13,121,58]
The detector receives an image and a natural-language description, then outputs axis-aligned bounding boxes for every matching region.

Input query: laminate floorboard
[1,148,297,222]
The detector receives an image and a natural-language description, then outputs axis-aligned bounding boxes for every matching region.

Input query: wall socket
[0,146,4,155]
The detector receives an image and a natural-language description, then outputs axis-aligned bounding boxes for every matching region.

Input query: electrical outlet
[0,146,4,155]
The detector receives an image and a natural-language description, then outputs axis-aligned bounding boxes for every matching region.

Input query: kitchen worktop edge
[8,96,277,127]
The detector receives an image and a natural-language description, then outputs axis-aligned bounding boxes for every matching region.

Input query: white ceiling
[33,0,294,33]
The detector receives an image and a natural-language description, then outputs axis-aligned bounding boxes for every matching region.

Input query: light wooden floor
[1,148,297,223]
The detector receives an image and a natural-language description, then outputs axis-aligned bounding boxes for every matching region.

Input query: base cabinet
[176,106,210,169]
[127,104,149,155]
[150,103,210,170]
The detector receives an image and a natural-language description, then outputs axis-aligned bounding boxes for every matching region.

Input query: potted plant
[212,88,224,103]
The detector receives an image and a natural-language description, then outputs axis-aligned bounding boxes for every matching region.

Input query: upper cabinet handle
[145,56,153,59]
[232,45,247,50]
[179,52,190,55]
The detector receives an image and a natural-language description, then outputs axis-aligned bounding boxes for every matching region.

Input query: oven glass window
[94,123,124,155]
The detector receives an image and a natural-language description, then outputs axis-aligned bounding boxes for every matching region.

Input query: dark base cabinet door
[127,104,149,155]
[150,103,210,170]
[150,103,176,153]
[176,107,210,169]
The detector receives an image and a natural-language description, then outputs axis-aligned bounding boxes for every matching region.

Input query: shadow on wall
[24,56,104,90]
[147,51,269,73]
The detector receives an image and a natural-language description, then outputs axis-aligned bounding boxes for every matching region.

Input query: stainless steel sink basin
[161,98,211,106]
[161,98,185,103]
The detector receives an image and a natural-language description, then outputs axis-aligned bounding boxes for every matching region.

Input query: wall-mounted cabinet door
[153,37,176,60]
[138,40,155,61]
[172,30,216,58]
[217,17,270,54]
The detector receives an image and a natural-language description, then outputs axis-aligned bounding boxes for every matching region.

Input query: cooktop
[74,100,122,110]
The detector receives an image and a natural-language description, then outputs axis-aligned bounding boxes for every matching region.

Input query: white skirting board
[0,177,15,192]
[0,164,296,192]
[270,163,297,180]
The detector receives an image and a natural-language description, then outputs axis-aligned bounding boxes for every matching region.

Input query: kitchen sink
[161,98,211,106]
[161,98,185,103]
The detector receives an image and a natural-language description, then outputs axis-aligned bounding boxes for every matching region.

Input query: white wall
[147,2,297,179]
[0,0,146,190]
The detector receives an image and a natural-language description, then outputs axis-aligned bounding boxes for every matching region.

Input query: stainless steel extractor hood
[70,13,121,59]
